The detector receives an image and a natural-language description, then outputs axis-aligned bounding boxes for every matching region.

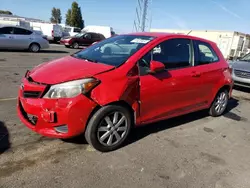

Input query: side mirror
[150,60,165,74]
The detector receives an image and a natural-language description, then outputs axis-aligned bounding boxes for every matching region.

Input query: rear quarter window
[194,40,219,66]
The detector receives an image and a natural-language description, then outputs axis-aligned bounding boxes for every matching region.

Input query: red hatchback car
[17,32,233,152]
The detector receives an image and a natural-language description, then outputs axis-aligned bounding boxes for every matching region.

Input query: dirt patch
[203,127,214,133]
[0,145,86,179]
[200,152,226,165]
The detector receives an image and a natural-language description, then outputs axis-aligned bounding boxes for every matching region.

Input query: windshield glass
[240,53,250,62]
[75,33,84,38]
[72,35,156,67]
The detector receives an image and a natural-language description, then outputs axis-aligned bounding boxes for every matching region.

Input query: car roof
[0,24,33,31]
[124,32,216,45]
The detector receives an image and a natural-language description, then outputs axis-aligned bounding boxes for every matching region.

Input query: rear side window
[0,27,14,34]
[194,40,219,66]
[14,28,32,35]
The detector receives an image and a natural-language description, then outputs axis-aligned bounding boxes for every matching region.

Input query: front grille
[234,70,250,79]
[23,91,41,98]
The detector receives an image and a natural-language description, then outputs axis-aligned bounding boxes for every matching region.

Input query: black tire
[29,43,40,53]
[65,45,70,48]
[85,105,132,152]
[209,90,229,117]
[72,42,79,49]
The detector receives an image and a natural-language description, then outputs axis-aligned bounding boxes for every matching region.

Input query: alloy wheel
[97,112,128,147]
[30,44,40,52]
[214,91,228,114]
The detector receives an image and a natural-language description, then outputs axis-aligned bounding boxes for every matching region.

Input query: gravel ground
[0,45,250,188]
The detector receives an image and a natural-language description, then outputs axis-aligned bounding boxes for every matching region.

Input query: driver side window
[138,38,193,76]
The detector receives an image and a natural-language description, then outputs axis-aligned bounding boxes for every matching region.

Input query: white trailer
[150,29,250,59]
[30,22,63,42]
[82,25,116,38]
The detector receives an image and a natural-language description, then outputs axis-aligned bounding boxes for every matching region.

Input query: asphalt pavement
[0,45,250,188]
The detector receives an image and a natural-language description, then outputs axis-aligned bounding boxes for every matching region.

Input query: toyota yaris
[17,32,233,152]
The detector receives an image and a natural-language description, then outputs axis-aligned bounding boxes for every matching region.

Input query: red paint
[17,32,233,139]
[29,56,114,84]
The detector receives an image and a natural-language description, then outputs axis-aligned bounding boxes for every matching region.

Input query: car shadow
[62,98,240,150]
[233,85,250,93]
[0,121,10,154]
[0,49,69,54]
[39,50,69,54]
[125,97,239,147]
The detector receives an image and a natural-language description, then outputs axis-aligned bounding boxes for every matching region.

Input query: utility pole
[141,0,148,32]
[133,0,152,32]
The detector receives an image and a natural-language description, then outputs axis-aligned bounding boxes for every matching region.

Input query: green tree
[70,2,84,29]
[0,10,13,15]
[65,9,72,26]
[50,7,62,24]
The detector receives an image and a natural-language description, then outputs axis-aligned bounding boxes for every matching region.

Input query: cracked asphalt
[0,45,250,188]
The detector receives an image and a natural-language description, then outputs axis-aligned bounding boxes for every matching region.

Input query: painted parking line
[0,97,17,102]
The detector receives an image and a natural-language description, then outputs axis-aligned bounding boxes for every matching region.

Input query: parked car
[17,32,233,152]
[62,26,81,37]
[82,25,116,38]
[228,53,250,88]
[60,32,105,49]
[0,25,49,52]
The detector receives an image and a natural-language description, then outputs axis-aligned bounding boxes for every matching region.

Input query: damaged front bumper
[17,87,98,139]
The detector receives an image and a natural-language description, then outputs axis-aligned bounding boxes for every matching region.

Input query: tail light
[52,30,54,37]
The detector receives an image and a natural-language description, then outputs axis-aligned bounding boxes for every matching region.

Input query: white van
[62,26,81,37]
[31,23,63,42]
[82,25,116,39]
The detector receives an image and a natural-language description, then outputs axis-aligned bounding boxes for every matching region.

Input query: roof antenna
[186,30,192,35]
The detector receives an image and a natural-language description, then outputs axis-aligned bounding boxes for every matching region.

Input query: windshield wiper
[81,57,99,63]
[72,54,99,63]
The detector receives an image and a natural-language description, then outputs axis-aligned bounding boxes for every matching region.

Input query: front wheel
[72,42,79,49]
[85,105,132,152]
[209,90,229,117]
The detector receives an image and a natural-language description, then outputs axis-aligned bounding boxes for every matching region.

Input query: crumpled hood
[29,56,114,84]
[231,60,250,71]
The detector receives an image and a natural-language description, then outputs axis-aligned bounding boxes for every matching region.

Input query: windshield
[72,35,156,67]
[240,53,250,62]
[75,33,84,38]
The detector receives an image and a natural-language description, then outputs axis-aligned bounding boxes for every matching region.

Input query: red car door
[192,40,224,104]
[79,33,92,46]
[138,38,208,124]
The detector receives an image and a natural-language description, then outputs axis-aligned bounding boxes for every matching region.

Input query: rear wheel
[72,42,79,49]
[209,90,229,117]
[85,105,132,152]
[29,43,40,53]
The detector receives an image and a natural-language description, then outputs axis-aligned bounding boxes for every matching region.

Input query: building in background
[150,29,250,59]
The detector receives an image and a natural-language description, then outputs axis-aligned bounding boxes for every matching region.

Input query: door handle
[191,71,201,77]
